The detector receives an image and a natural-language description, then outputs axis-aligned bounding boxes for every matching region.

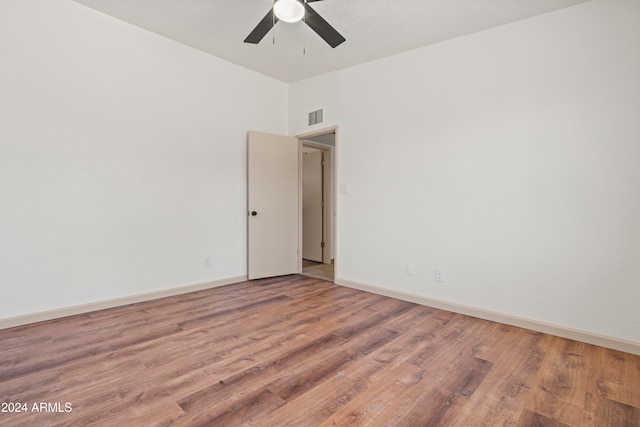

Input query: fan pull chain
[303,0,307,55]
[272,0,276,45]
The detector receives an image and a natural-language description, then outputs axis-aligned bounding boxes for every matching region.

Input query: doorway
[246,128,337,282]
[299,129,336,282]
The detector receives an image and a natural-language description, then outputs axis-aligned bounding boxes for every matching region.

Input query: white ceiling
[73,0,589,83]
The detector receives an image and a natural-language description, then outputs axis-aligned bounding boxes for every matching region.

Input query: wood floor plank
[261,375,367,427]
[318,311,493,425]
[584,345,640,427]
[266,349,354,402]
[1,275,639,427]
[174,388,287,427]
[261,319,454,426]
[516,409,571,427]
[585,393,640,427]
[589,346,640,407]
[391,357,494,426]
[525,337,590,426]
[449,326,548,427]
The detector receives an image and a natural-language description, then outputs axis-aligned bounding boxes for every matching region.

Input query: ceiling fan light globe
[274,0,305,23]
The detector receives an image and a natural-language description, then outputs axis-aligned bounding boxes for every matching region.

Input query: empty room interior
[1,0,639,425]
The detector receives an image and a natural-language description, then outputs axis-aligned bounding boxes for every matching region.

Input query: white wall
[290,0,640,344]
[0,0,288,320]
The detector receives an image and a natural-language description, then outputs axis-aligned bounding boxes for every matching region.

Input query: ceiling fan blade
[303,3,345,48]
[244,8,279,44]
[305,0,326,2]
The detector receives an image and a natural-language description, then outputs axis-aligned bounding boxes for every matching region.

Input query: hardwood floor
[1,275,639,426]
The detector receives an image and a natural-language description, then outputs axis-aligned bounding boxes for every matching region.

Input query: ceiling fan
[244,0,345,48]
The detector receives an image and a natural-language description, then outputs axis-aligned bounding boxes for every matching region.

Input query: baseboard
[0,275,248,330]
[335,277,640,356]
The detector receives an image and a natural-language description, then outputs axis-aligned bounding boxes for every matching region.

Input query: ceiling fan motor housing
[274,0,305,23]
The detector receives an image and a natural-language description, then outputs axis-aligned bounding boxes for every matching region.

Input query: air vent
[308,109,323,126]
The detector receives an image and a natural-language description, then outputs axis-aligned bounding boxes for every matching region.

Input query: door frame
[296,126,338,276]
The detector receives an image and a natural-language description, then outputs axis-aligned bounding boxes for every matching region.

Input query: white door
[303,150,323,262]
[247,131,299,280]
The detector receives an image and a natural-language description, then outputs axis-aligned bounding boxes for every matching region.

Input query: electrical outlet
[435,268,445,282]
[406,264,414,276]
[204,257,212,268]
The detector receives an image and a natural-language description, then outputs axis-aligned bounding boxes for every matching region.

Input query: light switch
[406,264,414,276]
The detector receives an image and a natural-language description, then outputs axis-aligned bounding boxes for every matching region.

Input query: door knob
[251,211,257,216]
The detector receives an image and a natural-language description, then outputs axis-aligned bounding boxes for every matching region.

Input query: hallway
[301,260,334,282]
